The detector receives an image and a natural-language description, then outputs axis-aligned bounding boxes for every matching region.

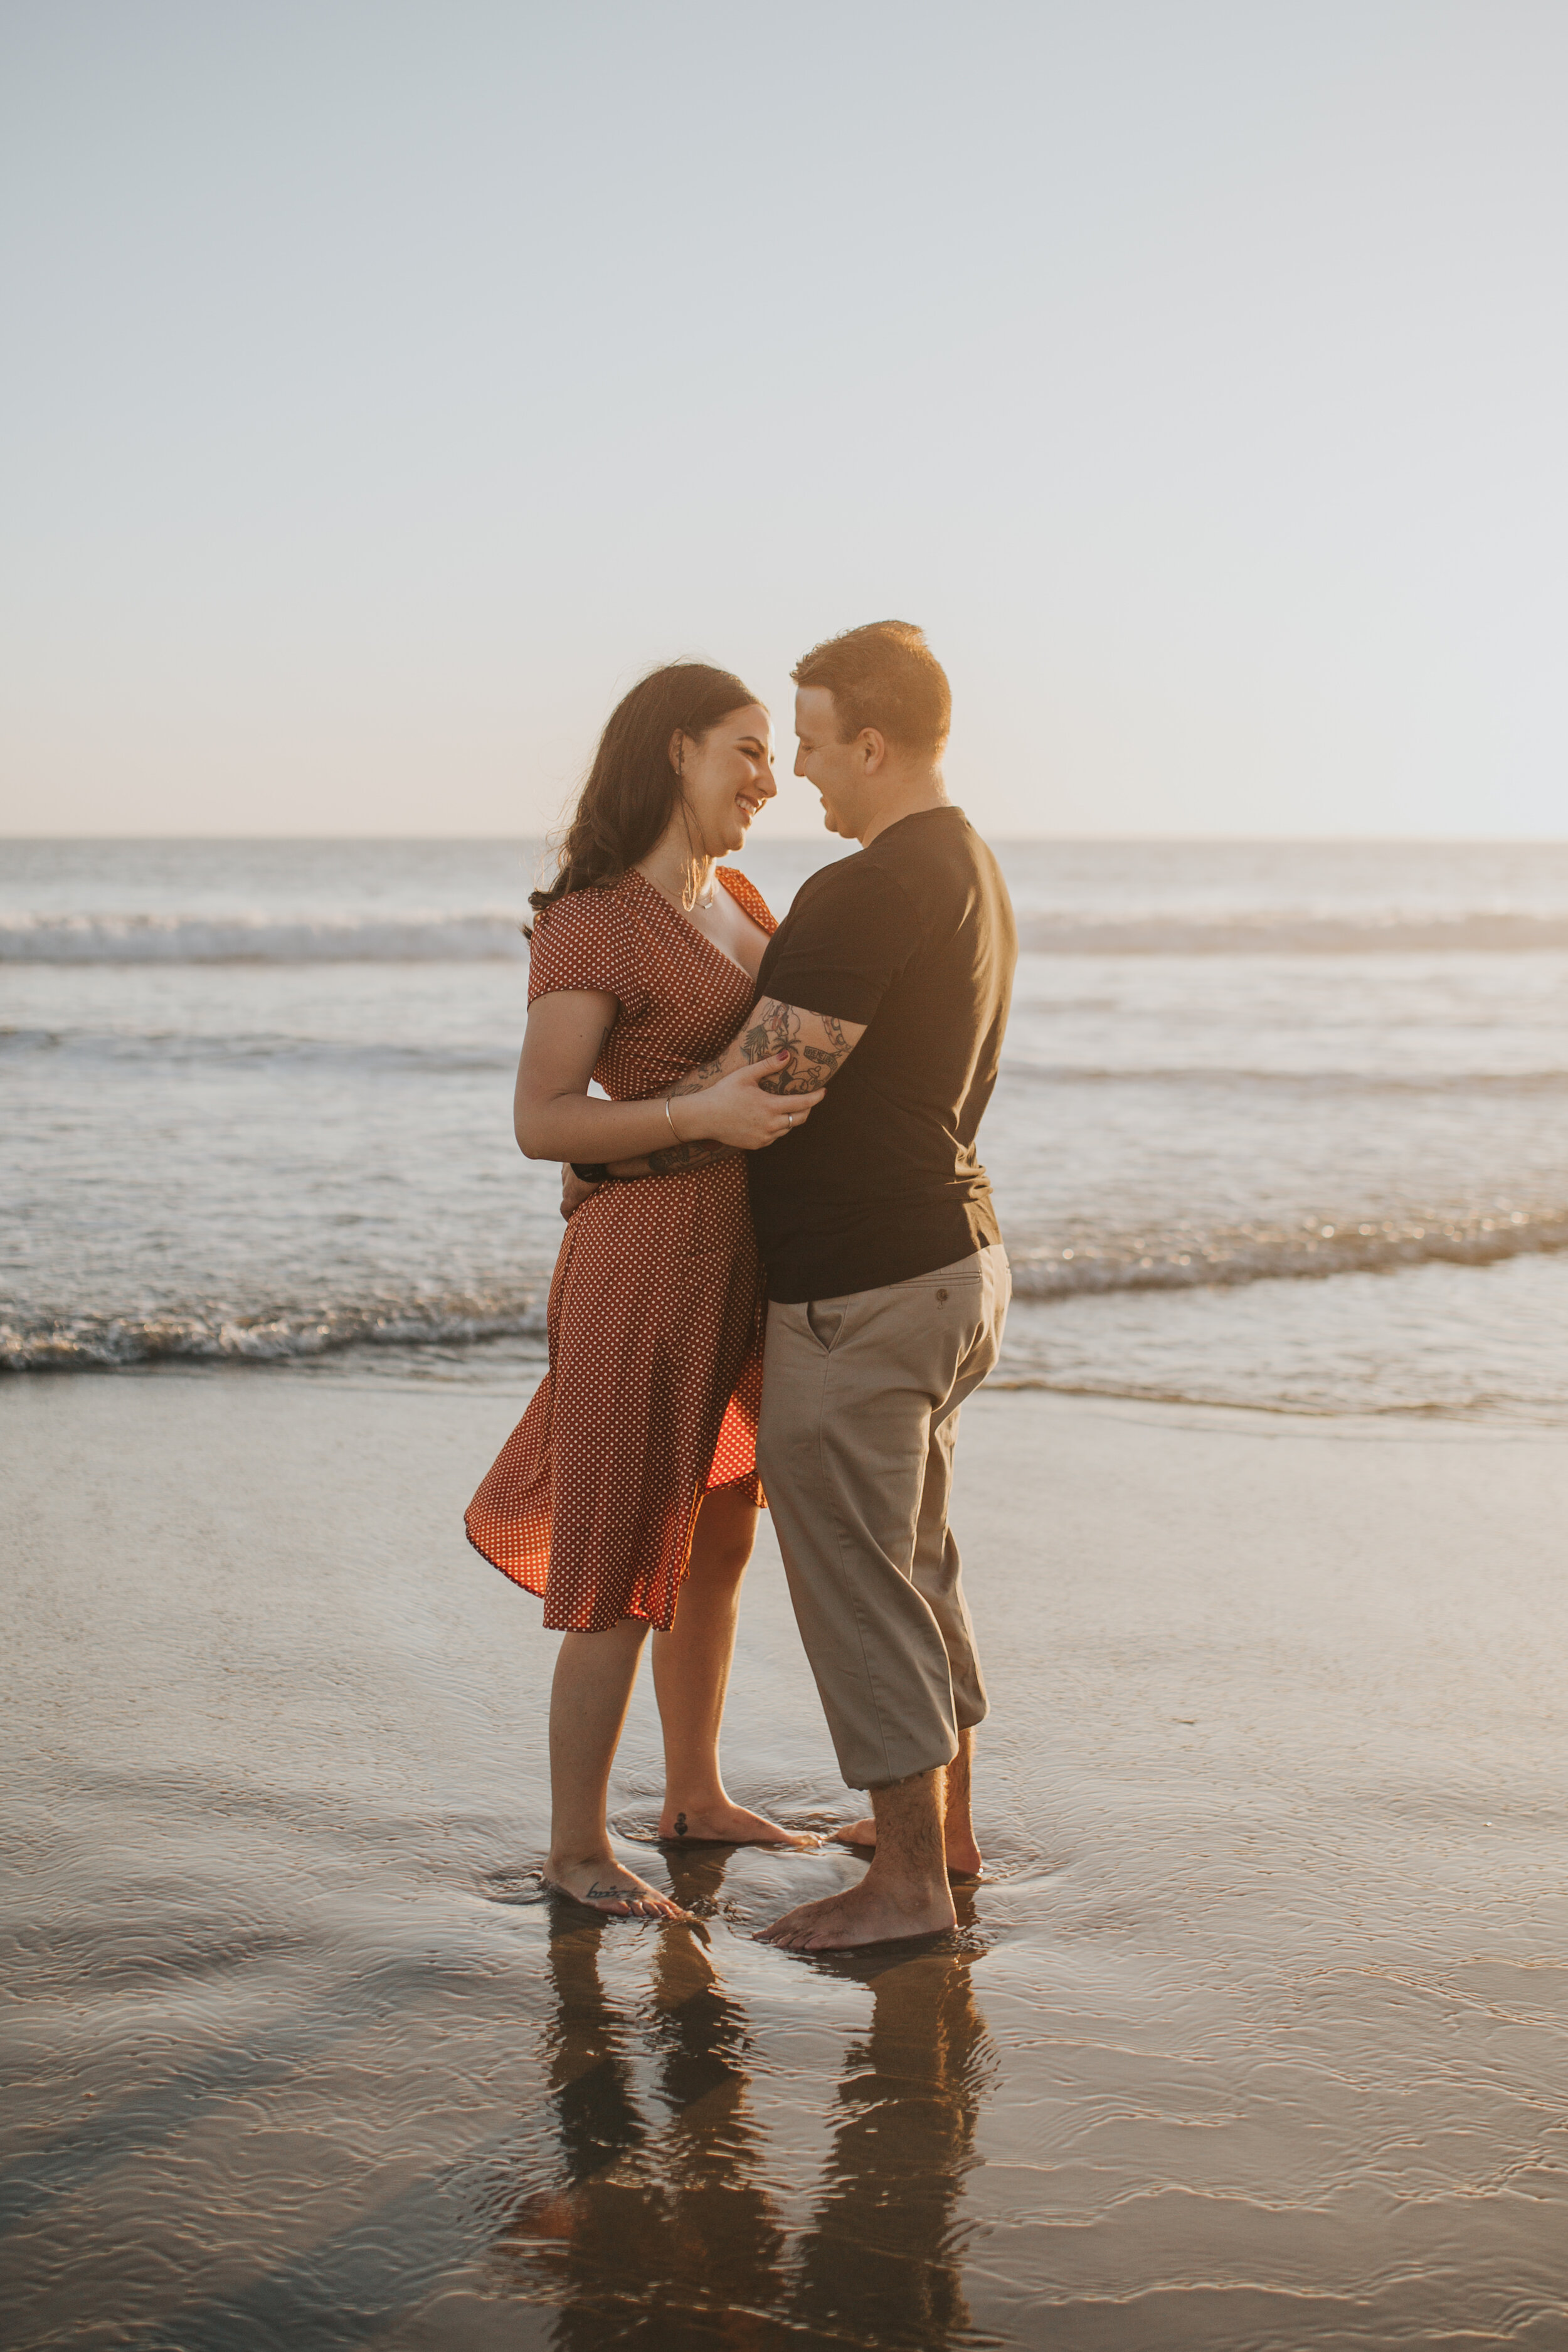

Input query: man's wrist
[571,1162,612,1184]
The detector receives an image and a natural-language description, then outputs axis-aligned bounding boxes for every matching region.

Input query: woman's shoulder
[532,872,640,935]
[527,879,646,1000]
[717,866,776,935]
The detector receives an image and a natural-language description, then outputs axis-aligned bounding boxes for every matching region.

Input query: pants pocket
[805,1298,848,1353]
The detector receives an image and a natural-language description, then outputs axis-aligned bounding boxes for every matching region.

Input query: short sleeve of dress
[526,889,650,1019]
[717,866,777,938]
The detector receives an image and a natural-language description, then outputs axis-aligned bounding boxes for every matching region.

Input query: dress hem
[464,1490,763,1635]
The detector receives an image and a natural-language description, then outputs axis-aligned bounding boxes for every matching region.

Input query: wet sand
[4,1367,1568,2349]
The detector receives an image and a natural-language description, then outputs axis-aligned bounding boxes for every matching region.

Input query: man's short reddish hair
[792,620,951,756]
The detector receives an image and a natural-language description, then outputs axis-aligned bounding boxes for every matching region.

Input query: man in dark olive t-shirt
[580,621,1016,1954]
[743,623,1015,1957]
[747,801,1013,1302]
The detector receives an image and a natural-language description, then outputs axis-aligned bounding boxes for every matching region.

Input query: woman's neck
[637,824,717,911]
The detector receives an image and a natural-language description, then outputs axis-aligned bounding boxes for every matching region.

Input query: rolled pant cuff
[857,1702,988,1792]
[862,1753,956,1794]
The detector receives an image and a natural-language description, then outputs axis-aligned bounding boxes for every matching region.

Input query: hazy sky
[3,1,1565,838]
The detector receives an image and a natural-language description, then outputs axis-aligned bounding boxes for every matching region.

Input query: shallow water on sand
[6,1370,1568,2349]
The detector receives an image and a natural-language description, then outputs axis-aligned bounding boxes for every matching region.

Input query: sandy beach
[4,1364,1568,2348]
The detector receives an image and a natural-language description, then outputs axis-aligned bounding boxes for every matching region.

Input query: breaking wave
[2,1295,548,1372]
[10,1208,1567,1371]
[1007,1204,1568,1298]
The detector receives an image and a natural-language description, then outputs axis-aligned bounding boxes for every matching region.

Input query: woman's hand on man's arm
[709,997,865,1099]
[511,989,766,1165]
[595,997,864,1184]
[593,1056,821,1186]
[532,988,852,1212]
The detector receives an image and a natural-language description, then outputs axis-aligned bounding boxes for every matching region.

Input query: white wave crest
[0,912,530,963]
[1009,1206,1568,1298]
[8,1211,1567,1374]
[0,1295,548,1371]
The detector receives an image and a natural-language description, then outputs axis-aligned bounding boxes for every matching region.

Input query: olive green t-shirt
[748,807,1016,1302]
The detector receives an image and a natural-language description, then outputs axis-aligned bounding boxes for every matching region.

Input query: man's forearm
[601,1137,737,1181]
[672,997,857,1102]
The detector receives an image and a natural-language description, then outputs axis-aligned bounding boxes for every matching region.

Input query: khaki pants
[756,1244,1010,1791]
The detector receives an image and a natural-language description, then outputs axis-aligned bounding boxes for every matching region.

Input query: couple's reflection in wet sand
[500,1843,995,2348]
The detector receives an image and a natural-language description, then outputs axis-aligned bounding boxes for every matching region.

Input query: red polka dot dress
[464,866,775,1634]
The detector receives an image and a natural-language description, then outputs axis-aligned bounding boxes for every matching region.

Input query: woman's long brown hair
[528,662,760,931]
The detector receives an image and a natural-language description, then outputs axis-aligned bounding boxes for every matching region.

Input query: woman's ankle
[660,1783,726,1821]
[547,1834,615,1875]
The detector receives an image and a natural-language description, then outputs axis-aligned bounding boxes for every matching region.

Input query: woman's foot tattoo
[541,1855,687,1920]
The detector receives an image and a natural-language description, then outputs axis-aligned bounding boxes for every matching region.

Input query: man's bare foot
[543,1854,686,1919]
[830,1816,983,1878]
[753,1878,957,1952]
[659,1800,814,1849]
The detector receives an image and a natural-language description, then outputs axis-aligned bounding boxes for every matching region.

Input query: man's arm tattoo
[598,1000,861,1183]
[643,1136,729,1177]
[667,1051,729,1101]
[603,1138,734,1182]
[665,1002,856,1101]
[792,1012,854,1087]
[751,1001,855,1093]
[672,999,852,1095]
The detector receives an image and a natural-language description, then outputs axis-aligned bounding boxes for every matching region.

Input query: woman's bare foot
[753,1879,957,1952]
[830,1816,983,1878]
[659,1799,815,1848]
[543,1852,687,1919]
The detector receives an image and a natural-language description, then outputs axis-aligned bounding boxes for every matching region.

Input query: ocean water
[4,835,1568,1420]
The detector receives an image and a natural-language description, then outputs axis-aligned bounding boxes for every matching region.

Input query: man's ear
[857,728,887,775]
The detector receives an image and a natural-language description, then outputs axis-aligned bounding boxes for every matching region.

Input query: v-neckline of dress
[627,864,765,984]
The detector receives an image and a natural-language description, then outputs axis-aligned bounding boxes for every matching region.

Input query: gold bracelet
[664,1095,680,1140]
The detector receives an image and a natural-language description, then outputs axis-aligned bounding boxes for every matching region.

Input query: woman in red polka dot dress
[465,665,825,1919]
